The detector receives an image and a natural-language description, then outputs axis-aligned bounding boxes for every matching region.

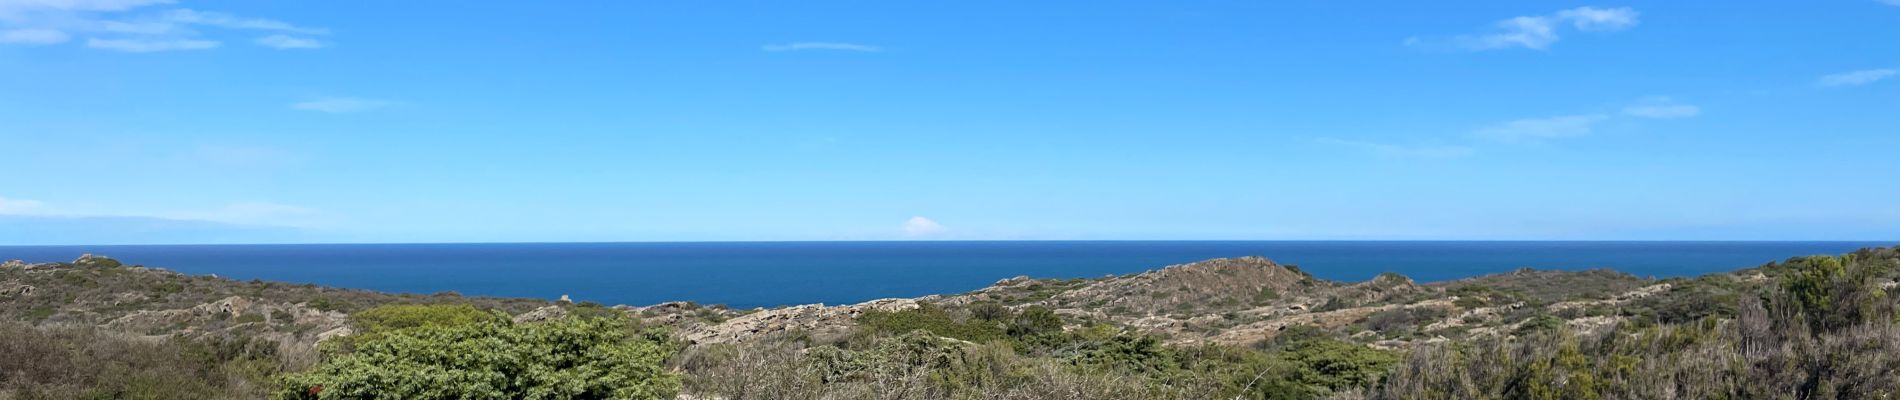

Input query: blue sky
[2,0,1898,244]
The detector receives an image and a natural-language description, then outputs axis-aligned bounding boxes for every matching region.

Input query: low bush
[281,316,679,400]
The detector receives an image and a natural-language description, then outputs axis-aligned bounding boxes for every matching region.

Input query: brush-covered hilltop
[3,247,1898,399]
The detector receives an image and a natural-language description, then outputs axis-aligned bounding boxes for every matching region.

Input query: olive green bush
[280,316,679,400]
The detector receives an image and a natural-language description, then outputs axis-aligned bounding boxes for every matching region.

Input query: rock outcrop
[513,305,569,323]
[680,298,919,344]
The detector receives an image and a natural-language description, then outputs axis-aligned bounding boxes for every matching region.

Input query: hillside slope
[6,247,1899,399]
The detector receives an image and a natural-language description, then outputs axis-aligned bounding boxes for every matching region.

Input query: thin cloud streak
[1474,114,1609,142]
[86,37,215,51]
[0,28,67,43]
[292,97,394,113]
[0,2,329,51]
[1317,138,1475,158]
[1622,97,1701,119]
[1411,6,1639,51]
[255,34,321,49]
[1818,69,1897,87]
[762,42,881,52]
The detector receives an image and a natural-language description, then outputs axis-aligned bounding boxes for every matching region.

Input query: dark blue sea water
[0,241,1890,308]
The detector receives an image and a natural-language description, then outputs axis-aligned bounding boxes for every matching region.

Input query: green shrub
[967,302,1011,321]
[306,297,348,312]
[1254,288,1282,304]
[1278,336,1400,392]
[1006,306,1063,338]
[858,304,1006,343]
[26,305,56,321]
[1514,314,1565,335]
[0,322,278,399]
[351,303,500,333]
[280,316,679,399]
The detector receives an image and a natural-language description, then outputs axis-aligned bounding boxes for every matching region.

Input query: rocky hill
[0,254,552,368]
[627,255,1678,349]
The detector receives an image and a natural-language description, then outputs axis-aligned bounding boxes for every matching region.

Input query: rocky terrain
[0,254,552,369]
[0,252,1726,353]
[9,249,1899,400]
[11,249,1855,352]
[622,254,1681,350]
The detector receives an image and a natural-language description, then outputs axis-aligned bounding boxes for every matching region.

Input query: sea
[0,241,1891,308]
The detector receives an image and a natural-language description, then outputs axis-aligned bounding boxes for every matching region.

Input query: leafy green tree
[280,316,678,400]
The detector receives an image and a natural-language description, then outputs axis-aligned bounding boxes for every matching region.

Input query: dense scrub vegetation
[678,303,1400,399]
[1372,248,1900,399]
[4,247,1899,399]
[0,321,282,399]
[281,305,679,399]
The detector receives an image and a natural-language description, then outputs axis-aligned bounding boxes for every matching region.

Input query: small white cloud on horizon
[1414,6,1639,51]
[86,37,216,52]
[255,34,322,49]
[762,42,881,52]
[902,216,946,237]
[292,97,393,113]
[1316,138,1475,158]
[0,28,69,44]
[1818,68,1897,87]
[1475,114,1609,142]
[1622,97,1701,119]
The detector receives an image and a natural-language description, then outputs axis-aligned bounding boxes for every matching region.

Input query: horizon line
[4,239,1897,247]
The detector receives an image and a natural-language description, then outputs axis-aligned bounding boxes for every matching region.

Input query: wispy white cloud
[86,36,214,51]
[292,97,393,113]
[159,201,321,226]
[1412,6,1639,51]
[254,34,321,49]
[763,42,881,52]
[1466,16,1560,50]
[0,194,322,227]
[1622,97,1701,119]
[1475,114,1609,142]
[0,0,173,14]
[0,195,52,215]
[1818,68,1897,87]
[1317,138,1475,158]
[0,1,328,51]
[1880,0,1900,6]
[902,216,946,237]
[0,27,66,43]
[1556,6,1640,31]
[159,9,325,34]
